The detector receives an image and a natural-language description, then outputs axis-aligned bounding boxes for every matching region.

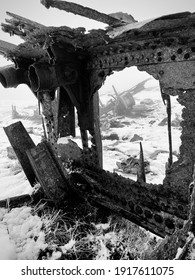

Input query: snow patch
[0,206,47,259]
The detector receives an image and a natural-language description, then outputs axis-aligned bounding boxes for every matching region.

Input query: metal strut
[166,94,173,168]
[137,142,146,182]
[160,85,173,168]
[41,0,122,26]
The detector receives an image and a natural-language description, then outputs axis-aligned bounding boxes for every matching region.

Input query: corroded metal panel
[3,121,36,186]
[26,141,70,204]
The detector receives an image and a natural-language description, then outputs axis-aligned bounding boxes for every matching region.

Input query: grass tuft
[34,202,158,260]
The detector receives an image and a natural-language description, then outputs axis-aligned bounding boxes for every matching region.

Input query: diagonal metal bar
[3,121,37,186]
[6,12,46,29]
[41,0,122,26]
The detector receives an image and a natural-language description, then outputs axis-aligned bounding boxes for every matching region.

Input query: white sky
[0,0,194,101]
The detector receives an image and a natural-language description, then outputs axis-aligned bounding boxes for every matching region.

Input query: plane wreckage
[0,0,195,259]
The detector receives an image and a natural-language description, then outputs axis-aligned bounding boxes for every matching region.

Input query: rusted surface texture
[91,91,103,168]
[162,89,195,204]
[1,11,46,40]
[0,40,17,56]
[26,141,70,204]
[70,164,185,237]
[138,61,195,90]
[0,8,194,98]
[144,175,195,260]
[3,121,37,186]
[1,8,194,63]
[0,1,195,239]
[41,0,123,26]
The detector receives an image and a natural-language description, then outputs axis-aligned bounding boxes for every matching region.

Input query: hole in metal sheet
[177,48,183,54]
[184,53,190,59]
[171,55,176,61]
[154,214,163,223]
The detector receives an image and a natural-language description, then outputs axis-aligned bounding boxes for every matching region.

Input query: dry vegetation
[33,198,159,260]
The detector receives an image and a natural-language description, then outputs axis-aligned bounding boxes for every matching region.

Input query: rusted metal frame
[60,74,97,159]
[144,168,195,260]
[75,75,103,167]
[61,83,80,111]
[56,84,102,168]
[87,41,195,71]
[41,0,122,26]
[2,119,185,237]
[160,85,173,168]
[89,91,103,168]
[166,95,173,168]
[3,121,37,186]
[90,29,194,51]
[39,86,76,152]
[0,119,186,237]
[80,129,89,150]
[60,83,90,152]
[108,12,195,38]
[70,166,185,237]
[27,44,91,152]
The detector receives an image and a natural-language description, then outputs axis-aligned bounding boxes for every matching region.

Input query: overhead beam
[41,0,122,26]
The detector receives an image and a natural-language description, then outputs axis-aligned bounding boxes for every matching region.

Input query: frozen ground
[0,78,184,259]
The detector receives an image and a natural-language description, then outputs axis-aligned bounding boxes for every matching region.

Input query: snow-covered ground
[0,76,183,259]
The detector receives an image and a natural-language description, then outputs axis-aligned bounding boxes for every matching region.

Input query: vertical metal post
[166,94,173,168]
[92,91,103,168]
[160,85,173,168]
[137,142,146,182]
